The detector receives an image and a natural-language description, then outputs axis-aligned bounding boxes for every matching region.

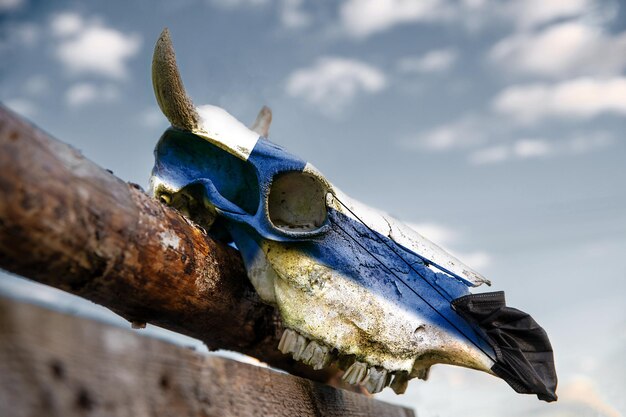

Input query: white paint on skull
[159,230,180,250]
[194,105,260,161]
[257,240,495,375]
[327,188,491,287]
[386,216,491,286]
[245,243,278,304]
[147,175,165,197]
[146,115,496,383]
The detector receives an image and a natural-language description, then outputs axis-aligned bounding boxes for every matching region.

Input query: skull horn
[250,105,272,138]
[152,28,199,131]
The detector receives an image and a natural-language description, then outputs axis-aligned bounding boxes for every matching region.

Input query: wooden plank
[0,296,415,417]
[0,105,337,383]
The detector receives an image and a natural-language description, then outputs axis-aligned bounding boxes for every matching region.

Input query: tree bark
[0,106,337,382]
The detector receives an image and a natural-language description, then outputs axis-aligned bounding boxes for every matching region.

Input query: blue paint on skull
[151,126,495,365]
[148,28,557,400]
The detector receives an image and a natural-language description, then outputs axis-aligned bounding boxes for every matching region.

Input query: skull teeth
[277,328,404,394]
[414,366,430,381]
[342,361,369,385]
[390,371,409,395]
[278,329,330,370]
[277,328,296,354]
[292,334,308,361]
[363,367,388,394]
[302,341,331,370]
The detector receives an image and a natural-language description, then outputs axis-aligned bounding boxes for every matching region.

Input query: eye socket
[155,184,218,230]
[268,171,328,232]
[156,129,260,215]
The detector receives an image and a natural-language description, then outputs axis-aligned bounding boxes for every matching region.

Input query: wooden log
[0,106,335,382]
[0,296,415,417]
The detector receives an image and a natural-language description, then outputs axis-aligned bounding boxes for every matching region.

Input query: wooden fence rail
[0,105,331,382]
[0,106,418,415]
[0,296,414,417]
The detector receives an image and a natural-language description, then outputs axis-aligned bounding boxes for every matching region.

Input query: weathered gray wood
[0,106,337,383]
[0,296,415,417]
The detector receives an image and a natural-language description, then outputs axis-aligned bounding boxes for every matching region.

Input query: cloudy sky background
[1,0,625,416]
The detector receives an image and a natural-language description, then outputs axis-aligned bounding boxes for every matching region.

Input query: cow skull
[148,29,557,401]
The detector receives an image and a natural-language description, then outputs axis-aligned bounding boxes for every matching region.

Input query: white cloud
[66,83,98,106]
[65,83,120,107]
[568,132,614,153]
[490,22,626,78]
[468,145,510,165]
[397,48,457,73]
[207,0,309,28]
[492,77,626,123]
[513,139,552,158]
[51,13,142,79]
[3,98,37,118]
[468,132,614,165]
[402,115,491,151]
[500,0,593,29]
[286,56,386,112]
[559,377,623,417]
[23,75,49,96]
[406,222,491,270]
[280,0,310,28]
[12,23,39,46]
[211,0,269,7]
[457,251,491,270]
[339,0,451,38]
[0,23,37,56]
[407,222,459,247]
[468,139,553,165]
[139,107,167,128]
[336,0,602,38]
[457,0,607,33]
[403,88,619,161]
[50,12,84,37]
[0,0,24,11]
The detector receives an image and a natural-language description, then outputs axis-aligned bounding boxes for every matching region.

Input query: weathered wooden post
[0,296,414,417]
[0,107,415,416]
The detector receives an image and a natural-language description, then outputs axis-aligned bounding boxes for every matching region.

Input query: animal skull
[148,29,557,401]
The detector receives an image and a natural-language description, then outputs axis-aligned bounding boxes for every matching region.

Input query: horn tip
[251,105,273,138]
[151,28,199,132]
[153,28,173,64]
[157,28,171,46]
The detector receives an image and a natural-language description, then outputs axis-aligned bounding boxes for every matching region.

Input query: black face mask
[452,291,558,402]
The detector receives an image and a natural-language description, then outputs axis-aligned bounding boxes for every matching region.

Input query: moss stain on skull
[262,240,422,372]
[255,239,495,376]
[152,180,494,380]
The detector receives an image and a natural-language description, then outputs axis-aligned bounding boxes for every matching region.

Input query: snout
[453,292,558,402]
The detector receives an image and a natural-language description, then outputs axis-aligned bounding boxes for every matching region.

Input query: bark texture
[0,106,334,381]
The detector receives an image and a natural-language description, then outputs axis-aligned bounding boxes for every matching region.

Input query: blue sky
[1,0,625,416]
